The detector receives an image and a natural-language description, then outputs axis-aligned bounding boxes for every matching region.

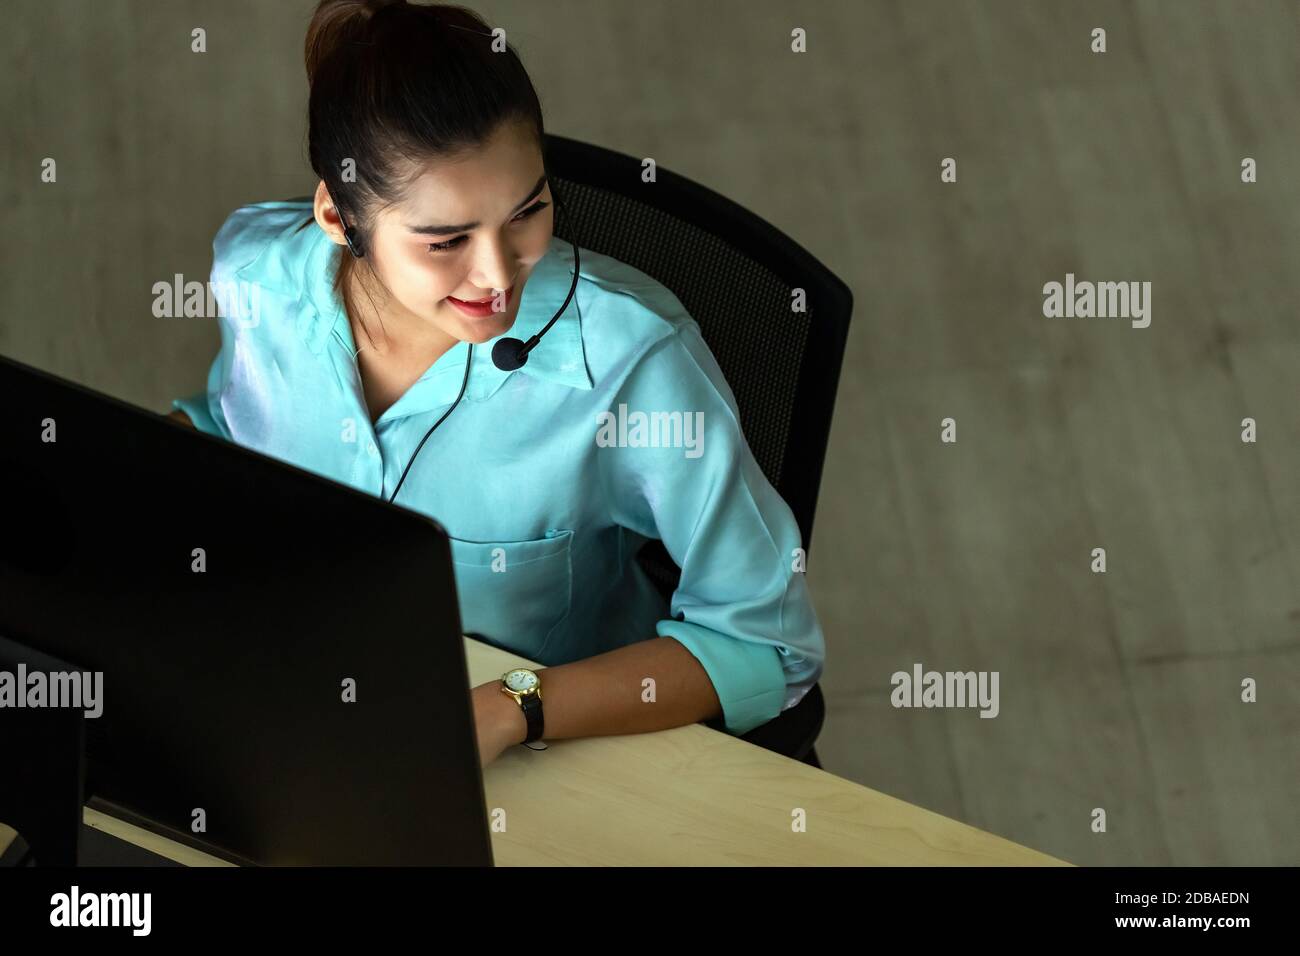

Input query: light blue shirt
[173,201,825,734]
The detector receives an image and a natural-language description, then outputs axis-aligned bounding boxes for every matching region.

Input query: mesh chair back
[542,134,852,596]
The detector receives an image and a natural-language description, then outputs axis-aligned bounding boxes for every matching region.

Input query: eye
[426,200,551,254]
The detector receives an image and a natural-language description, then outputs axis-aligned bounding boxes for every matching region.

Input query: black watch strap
[519,693,544,744]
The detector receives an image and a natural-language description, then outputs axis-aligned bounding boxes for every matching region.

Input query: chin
[465,317,514,345]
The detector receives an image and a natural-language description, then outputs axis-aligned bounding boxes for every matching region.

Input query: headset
[335,179,582,505]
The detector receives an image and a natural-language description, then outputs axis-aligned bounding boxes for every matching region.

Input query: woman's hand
[470,681,528,768]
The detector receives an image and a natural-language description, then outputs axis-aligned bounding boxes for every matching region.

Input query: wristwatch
[499,668,544,744]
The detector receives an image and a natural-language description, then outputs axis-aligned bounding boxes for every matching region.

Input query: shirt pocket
[447,528,574,660]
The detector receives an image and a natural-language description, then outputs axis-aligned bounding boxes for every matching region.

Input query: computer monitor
[0,352,493,865]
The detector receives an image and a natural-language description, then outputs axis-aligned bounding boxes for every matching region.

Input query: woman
[170,0,824,767]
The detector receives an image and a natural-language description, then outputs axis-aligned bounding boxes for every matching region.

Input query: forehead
[393,120,544,214]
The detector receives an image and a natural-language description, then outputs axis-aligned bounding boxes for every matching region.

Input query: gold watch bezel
[500,667,542,702]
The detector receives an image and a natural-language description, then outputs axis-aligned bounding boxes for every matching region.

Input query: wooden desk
[10,637,1069,866]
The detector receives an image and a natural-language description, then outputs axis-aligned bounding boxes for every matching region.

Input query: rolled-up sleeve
[597,322,825,735]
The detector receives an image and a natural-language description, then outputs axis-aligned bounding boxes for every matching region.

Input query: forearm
[477,636,723,745]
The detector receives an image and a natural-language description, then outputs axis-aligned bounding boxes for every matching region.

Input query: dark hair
[300,0,547,343]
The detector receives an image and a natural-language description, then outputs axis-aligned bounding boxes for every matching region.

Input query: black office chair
[543,134,852,768]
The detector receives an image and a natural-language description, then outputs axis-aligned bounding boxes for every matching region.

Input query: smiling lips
[449,286,511,305]
[446,286,513,318]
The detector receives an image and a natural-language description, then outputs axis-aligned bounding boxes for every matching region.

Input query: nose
[467,236,520,297]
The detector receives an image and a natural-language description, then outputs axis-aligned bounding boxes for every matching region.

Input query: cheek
[508,240,551,282]
[525,211,556,257]
[386,244,456,303]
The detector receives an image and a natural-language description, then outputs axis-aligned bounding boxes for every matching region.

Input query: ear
[312,180,348,247]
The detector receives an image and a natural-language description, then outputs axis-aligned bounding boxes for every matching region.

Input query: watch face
[504,669,538,693]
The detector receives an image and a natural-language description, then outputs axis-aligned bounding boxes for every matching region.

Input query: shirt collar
[235,216,593,410]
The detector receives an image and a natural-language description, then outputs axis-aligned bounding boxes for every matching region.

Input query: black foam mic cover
[492,336,529,371]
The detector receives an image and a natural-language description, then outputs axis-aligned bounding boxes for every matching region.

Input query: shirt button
[367,441,378,456]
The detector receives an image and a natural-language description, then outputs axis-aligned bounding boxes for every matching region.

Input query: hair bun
[304,0,406,85]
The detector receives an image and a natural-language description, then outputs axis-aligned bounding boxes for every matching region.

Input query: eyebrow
[406,173,549,236]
